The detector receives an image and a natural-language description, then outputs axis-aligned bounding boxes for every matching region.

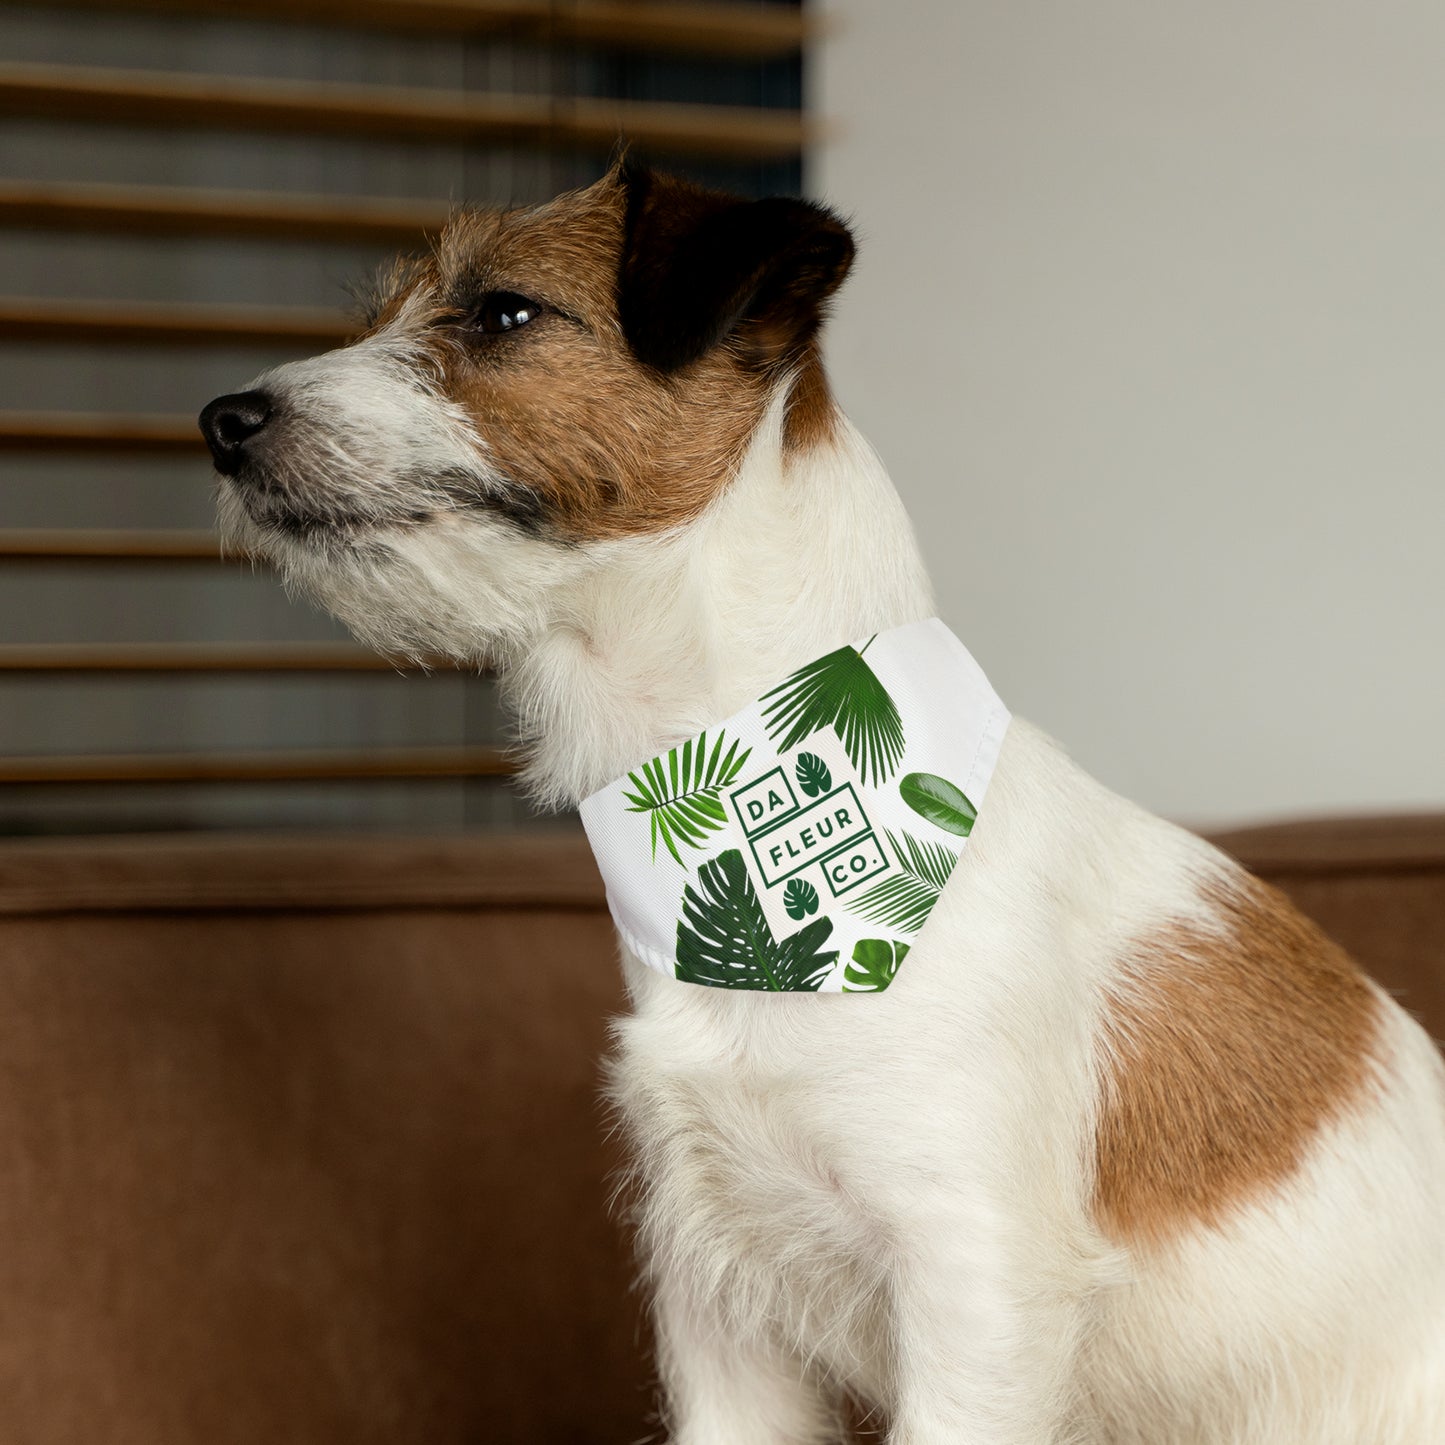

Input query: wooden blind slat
[0,412,202,452]
[545,0,810,57]
[0,643,428,672]
[0,410,206,447]
[0,297,353,348]
[0,180,448,245]
[0,529,227,561]
[0,744,513,783]
[0,62,812,161]
[0,0,809,58]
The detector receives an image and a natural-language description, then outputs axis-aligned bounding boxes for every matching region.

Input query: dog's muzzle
[199,390,273,476]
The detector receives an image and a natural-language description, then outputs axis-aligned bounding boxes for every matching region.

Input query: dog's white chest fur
[607,717,1116,1413]
[614,986,897,1398]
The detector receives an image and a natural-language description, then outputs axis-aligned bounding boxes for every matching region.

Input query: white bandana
[580,619,1009,993]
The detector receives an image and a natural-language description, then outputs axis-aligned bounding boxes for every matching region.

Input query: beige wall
[814,2,1445,826]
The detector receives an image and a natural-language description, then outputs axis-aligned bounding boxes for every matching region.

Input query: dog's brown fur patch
[1093,872,1381,1247]
[370,175,821,542]
[782,344,840,455]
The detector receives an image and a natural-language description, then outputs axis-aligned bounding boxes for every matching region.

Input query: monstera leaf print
[783,878,820,919]
[844,938,910,992]
[761,640,904,786]
[849,830,959,934]
[624,730,751,865]
[675,850,838,991]
[794,752,832,798]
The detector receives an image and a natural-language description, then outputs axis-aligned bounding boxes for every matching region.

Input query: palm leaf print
[623,730,751,865]
[849,830,959,933]
[675,850,838,991]
[760,640,905,786]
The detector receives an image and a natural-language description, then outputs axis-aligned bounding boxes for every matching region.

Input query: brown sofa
[0,818,1440,1443]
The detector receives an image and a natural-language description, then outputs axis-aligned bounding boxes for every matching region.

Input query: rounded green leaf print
[783,877,820,919]
[900,772,977,837]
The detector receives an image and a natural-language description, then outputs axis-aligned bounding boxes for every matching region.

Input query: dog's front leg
[883,1206,1093,1445]
[653,1274,843,1445]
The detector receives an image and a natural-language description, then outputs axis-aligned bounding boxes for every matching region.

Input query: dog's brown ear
[617,162,855,374]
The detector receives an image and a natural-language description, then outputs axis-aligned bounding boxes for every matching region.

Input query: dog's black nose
[199,390,272,475]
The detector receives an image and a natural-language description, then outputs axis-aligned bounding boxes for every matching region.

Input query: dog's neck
[503,392,936,809]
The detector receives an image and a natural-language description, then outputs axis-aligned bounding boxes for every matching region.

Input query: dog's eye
[472,291,543,334]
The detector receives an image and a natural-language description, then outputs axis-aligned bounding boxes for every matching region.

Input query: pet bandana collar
[579,618,1010,993]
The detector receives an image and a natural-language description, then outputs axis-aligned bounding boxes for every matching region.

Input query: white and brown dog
[200,164,1445,1444]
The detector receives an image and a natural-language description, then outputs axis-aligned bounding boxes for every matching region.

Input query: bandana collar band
[579,619,1010,993]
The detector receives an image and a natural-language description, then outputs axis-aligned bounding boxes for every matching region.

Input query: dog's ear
[617,162,855,374]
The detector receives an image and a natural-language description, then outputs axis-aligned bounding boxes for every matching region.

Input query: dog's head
[200,163,854,661]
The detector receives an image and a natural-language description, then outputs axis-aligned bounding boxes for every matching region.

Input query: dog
[200,162,1445,1444]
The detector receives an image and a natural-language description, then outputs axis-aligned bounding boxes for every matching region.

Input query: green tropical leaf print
[783,877,820,920]
[844,938,911,992]
[676,850,838,991]
[900,771,977,837]
[849,830,959,933]
[760,640,905,786]
[623,730,752,865]
[795,751,832,798]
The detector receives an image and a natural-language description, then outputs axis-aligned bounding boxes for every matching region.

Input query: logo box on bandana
[580,619,1010,993]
